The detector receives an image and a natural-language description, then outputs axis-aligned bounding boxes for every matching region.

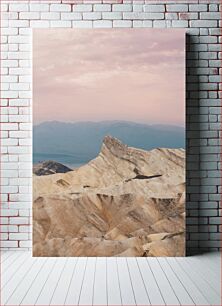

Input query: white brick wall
[0,0,221,254]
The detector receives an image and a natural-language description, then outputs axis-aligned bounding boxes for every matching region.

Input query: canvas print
[33,29,185,257]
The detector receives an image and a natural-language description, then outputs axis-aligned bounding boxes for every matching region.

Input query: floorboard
[93,257,107,305]
[167,257,210,305]
[50,257,78,305]
[148,258,180,305]
[117,257,136,305]
[176,257,220,305]
[157,258,195,305]
[127,258,150,305]
[185,256,220,293]
[137,258,165,305]
[1,251,220,306]
[78,257,96,305]
[106,257,122,306]
[35,258,67,305]
[64,257,87,305]
[21,258,55,305]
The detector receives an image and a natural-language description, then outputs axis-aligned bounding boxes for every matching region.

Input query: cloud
[33,29,185,126]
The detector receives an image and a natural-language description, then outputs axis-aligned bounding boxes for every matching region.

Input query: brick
[61,12,82,20]
[209,75,221,82]
[0,216,8,225]
[72,20,92,28]
[73,4,92,12]
[10,130,30,138]
[83,12,102,20]
[30,21,50,28]
[189,4,207,12]
[1,138,18,146]
[41,12,60,20]
[1,170,18,178]
[50,21,72,27]
[8,52,30,60]
[0,241,18,248]
[179,13,198,20]
[210,217,222,225]
[200,52,217,60]
[1,225,18,233]
[29,4,49,12]
[8,146,30,154]
[19,241,31,248]
[19,209,29,217]
[9,4,28,12]
[9,99,29,107]
[191,233,209,240]
[94,4,111,12]
[132,20,142,27]
[209,60,221,68]
[1,91,18,99]
[1,4,8,12]
[50,4,71,12]
[1,83,9,91]
[153,20,171,28]
[172,20,188,28]
[165,13,178,20]
[123,12,164,20]
[2,28,18,36]
[209,4,219,12]
[9,20,29,28]
[210,28,222,36]
[1,209,18,216]
[9,233,29,240]
[112,4,132,12]
[133,5,143,13]
[8,44,18,52]
[2,60,18,68]
[190,20,218,28]
[19,28,32,35]
[19,12,40,20]
[19,123,31,130]
[102,12,122,19]
[199,28,209,36]
[93,20,112,28]
[199,36,217,44]
[9,115,30,123]
[19,226,30,233]
[200,12,221,20]
[142,21,152,27]
[143,5,165,12]
[210,233,221,240]
[113,20,132,27]
[1,67,8,75]
[1,123,18,131]
[166,5,188,12]
[200,202,218,209]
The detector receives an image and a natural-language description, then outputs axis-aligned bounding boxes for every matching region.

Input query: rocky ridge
[33,160,72,176]
[33,136,185,257]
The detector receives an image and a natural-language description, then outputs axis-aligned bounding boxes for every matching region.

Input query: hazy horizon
[33,120,185,167]
[33,119,185,128]
[34,29,185,126]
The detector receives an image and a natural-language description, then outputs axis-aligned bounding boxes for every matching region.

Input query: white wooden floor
[1,251,221,306]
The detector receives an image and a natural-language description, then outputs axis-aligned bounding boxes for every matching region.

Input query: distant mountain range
[33,120,185,165]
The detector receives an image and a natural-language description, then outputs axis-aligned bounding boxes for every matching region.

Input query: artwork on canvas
[33,29,185,257]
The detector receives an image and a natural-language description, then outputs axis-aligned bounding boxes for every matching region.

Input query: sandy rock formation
[33,136,185,257]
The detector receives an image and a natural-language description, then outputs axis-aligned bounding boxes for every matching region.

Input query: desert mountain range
[33,136,185,257]
[33,121,185,165]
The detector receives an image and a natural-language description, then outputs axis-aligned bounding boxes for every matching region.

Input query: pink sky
[33,29,185,126]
